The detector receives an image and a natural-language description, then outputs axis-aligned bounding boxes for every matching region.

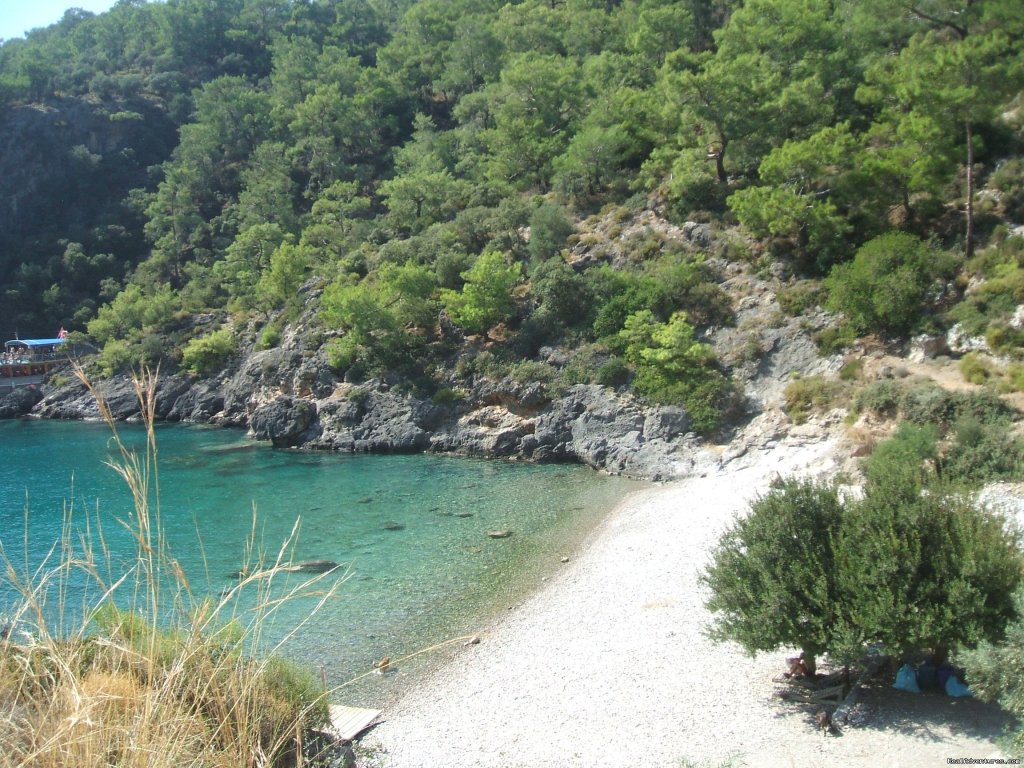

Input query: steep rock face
[249,396,317,447]
[435,403,536,458]
[0,97,174,244]
[709,260,841,408]
[34,373,223,423]
[153,376,194,418]
[541,385,699,479]
[399,383,700,479]
[313,386,439,452]
[221,348,306,424]
[36,375,141,420]
[0,386,43,418]
[164,380,225,422]
[12,240,846,479]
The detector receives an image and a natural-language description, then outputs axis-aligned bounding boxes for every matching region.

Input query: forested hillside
[1,0,1022,432]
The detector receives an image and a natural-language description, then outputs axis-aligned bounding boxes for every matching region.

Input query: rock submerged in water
[487,529,513,539]
[284,559,341,574]
[382,521,405,531]
[228,559,341,576]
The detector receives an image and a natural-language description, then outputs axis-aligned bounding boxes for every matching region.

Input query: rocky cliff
[2,238,847,481]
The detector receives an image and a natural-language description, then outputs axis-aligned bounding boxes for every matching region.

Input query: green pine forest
[1,0,1023,429]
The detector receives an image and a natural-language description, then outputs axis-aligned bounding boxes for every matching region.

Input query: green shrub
[783,375,843,424]
[852,378,1017,432]
[826,232,950,336]
[559,345,606,386]
[707,429,1021,670]
[703,480,849,672]
[942,417,1024,485]
[776,280,827,317]
[509,359,557,385]
[96,338,138,377]
[528,202,575,262]
[530,258,592,330]
[326,335,363,378]
[991,157,1024,221]
[257,324,281,350]
[947,260,1024,336]
[1008,363,1024,392]
[181,328,236,375]
[960,351,994,384]
[619,310,736,433]
[862,422,938,493]
[838,358,864,381]
[595,356,630,387]
[898,381,959,427]
[986,322,1024,357]
[814,322,857,354]
[838,478,1021,662]
[440,251,522,336]
[432,387,464,406]
[587,255,732,342]
[435,249,475,289]
[962,589,1024,757]
[454,355,475,378]
[473,350,510,379]
[852,379,904,418]
[621,229,666,263]
[949,388,1018,426]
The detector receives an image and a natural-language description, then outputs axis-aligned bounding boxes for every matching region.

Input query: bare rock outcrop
[249,396,317,447]
[0,386,43,418]
[35,374,141,420]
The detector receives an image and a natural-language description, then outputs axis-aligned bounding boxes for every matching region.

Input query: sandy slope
[360,439,1012,768]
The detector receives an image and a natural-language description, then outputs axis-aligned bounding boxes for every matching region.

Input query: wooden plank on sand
[329,704,381,741]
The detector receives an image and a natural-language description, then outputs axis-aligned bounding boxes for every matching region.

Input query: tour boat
[1,334,68,391]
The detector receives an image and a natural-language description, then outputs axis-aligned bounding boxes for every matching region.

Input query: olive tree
[962,589,1024,757]
[703,479,847,674]
[704,465,1023,671]
[837,473,1021,664]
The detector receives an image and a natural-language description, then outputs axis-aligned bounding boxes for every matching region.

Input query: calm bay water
[0,419,637,703]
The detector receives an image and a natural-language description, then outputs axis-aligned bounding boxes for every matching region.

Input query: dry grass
[0,367,343,768]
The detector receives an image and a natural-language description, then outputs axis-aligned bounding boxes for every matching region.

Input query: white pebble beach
[362,439,1012,767]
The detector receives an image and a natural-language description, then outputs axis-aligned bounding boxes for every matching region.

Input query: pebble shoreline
[362,439,1011,768]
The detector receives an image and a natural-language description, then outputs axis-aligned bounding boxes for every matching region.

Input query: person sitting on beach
[785,655,813,678]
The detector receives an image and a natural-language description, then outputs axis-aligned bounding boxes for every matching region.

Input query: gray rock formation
[250,396,317,447]
[10,234,849,480]
[315,386,442,452]
[0,386,43,418]
[165,380,225,423]
[35,375,141,420]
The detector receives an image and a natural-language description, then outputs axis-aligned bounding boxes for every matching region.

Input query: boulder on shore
[0,386,43,418]
[250,396,317,447]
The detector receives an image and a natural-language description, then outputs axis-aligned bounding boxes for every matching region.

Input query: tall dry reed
[0,367,344,767]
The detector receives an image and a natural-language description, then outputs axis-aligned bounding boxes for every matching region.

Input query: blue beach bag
[893,663,921,693]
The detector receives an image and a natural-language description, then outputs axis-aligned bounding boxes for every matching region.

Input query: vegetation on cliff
[0,0,1021,434]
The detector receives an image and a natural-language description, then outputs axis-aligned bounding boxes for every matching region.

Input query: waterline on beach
[0,419,639,704]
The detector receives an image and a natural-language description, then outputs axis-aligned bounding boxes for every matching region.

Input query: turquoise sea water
[0,419,636,704]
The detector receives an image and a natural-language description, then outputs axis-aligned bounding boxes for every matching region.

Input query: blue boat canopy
[5,338,66,348]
